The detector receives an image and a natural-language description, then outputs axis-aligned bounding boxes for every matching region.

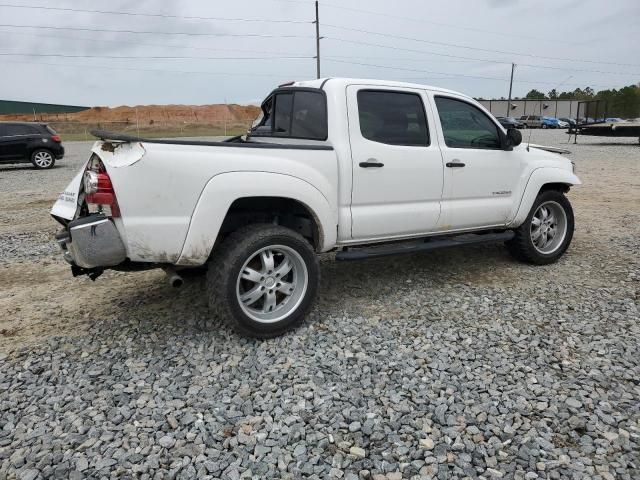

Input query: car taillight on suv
[83,155,120,217]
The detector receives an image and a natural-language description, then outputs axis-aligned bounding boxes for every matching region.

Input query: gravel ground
[0,131,639,479]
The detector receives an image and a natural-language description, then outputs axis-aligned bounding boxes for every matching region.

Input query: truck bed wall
[94,141,339,265]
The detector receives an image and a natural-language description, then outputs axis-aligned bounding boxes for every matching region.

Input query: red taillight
[83,159,120,217]
[51,135,61,142]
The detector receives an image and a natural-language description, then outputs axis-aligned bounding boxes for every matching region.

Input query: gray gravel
[1,131,639,479]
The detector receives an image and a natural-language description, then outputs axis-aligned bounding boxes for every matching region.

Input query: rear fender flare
[176,171,337,265]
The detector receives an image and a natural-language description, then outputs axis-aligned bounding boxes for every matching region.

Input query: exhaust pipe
[163,267,183,288]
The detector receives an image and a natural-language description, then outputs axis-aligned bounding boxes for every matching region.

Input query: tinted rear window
[291,91,327,139]
[252,89,327,141]
[274,93,293,135]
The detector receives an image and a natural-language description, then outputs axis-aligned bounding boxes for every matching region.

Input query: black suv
[0,122,64,169]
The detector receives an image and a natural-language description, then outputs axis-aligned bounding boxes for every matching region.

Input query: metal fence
[478,99,583,119]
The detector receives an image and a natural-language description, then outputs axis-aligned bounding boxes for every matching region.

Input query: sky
[0,0,638,106]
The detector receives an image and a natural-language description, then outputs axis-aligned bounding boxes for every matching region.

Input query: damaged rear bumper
[56,215,127,270]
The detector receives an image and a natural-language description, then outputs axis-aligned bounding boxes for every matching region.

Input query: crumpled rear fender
[176,171,337,266]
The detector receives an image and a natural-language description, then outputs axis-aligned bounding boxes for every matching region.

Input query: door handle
[446,160,466,168]
[359,159,384,168]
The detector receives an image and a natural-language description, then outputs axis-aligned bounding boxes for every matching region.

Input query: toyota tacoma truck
[51,78,581,337]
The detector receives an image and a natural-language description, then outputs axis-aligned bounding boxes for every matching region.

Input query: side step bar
[335,231,515,261]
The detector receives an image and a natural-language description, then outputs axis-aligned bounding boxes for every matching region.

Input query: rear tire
[506,190,574,265]
[31,149,55,169]
[207,224,320,338]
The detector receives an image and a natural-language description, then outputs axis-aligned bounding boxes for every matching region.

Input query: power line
[318,1,576,45]
[0,29,313,57]
[324,58,627,89]
[2,58,305,78]
[516,62,639,77]
[6,26,634,78]
[324,37,640,76]
[0,3,312,24]
[326,37,510,63]
[323,54,640,77]
[323,24,640,68]
[0,52,315,61]
[0,23,314,38]
[324,58,517,82]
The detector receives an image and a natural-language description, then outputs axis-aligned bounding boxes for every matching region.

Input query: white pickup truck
[52,78,581,337]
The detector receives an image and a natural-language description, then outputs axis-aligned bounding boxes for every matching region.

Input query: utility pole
[315,0,321,79]
[506,63,515,117]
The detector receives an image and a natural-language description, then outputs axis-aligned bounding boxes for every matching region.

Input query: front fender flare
[509,167,581,227]
[176,171,337,265]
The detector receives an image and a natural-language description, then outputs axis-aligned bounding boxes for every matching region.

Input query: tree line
[522,84,640,118]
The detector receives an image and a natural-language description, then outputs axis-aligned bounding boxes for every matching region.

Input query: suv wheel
[31,149,55,169]
[507,190,574,265]
[207,224,320,338]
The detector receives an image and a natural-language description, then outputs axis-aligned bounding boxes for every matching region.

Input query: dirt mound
[1,103,261,126]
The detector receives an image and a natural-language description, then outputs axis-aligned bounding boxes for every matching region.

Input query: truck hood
[528,144,571,155]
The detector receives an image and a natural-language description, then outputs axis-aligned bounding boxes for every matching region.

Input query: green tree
[525,89,546,99]
[520,84,640,117]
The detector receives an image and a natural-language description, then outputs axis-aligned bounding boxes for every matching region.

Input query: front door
[431,94,522,230]
[347,85,444,241]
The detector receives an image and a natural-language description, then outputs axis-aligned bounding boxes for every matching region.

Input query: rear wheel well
[217,197,321,251]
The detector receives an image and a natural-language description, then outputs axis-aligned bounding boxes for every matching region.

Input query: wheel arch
[176,171,337,266]
[218,196,323,252]
[509,167,580,228]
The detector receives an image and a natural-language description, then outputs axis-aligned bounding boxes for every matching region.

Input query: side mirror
[505,128,522,149]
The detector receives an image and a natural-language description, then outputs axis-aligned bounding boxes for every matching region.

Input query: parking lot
[1,130,638,479]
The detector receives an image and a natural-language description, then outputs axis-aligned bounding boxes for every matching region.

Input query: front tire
[207,224,320,338]
[31,149,55,169]
[506,190,574,265]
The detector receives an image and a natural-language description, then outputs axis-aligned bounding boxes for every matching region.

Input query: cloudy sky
[1,0,638,106]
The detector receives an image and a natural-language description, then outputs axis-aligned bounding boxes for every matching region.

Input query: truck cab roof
[291,78,471,100]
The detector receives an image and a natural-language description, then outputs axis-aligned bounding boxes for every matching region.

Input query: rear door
[347,85,443,240]
[0,124,29,160]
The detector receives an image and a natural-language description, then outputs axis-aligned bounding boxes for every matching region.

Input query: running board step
[335,231,515,261]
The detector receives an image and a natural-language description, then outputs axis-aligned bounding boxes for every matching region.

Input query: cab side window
[357,90,429,147]
[435,96,501,149]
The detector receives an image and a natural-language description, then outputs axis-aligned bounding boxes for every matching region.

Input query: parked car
[519,115,542,128]
[604,117,625,123]
[559,117,576,127]
[52,78,580,338]
[556,119,570,129]
[496,116,523,129]
[0,122,64,169]
[541,117,560,129]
